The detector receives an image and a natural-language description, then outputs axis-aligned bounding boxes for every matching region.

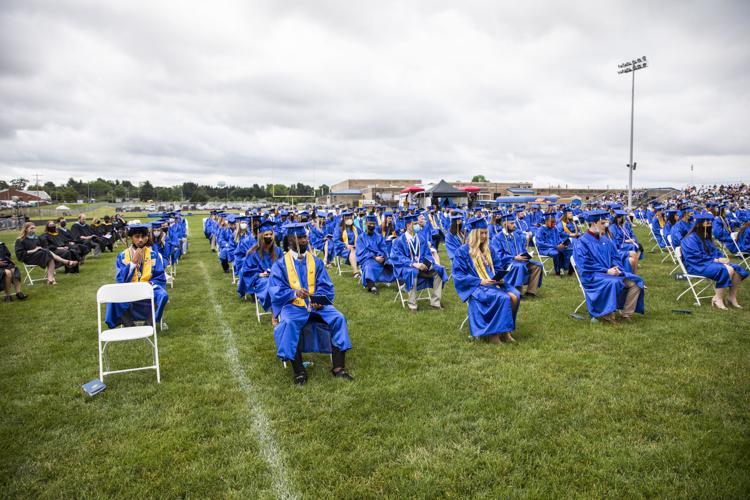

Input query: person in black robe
[57,217,90,261]
[0,241,27,302]
[40,221,81,273]
[15,222,78,285]
[71,214,106,256]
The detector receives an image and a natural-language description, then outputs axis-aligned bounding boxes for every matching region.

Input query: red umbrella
[462,186,481,193]
[400,186,425,194]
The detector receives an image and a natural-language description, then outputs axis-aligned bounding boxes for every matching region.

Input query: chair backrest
[569,255,586,293]
[674,246,690,274]
[97,282,154,304]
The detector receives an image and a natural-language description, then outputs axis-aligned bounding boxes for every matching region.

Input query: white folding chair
[532,235,551,276]
[335,255,353,276]
[22,264,47,286]
[729,232,750,271]
[674,247,713,306]
[97,282,161,383]
[569,256,588,316]
[648,224,664,253]
[663,235,681,275]
[255,295,271,322]
[231,264,238,285]
[393,278,432,308]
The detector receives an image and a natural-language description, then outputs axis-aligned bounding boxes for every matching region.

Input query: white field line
[199,261,298,500]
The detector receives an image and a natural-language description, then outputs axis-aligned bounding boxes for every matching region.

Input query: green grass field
[1,221,748,498]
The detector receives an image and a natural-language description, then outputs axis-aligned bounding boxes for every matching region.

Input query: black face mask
[296,243,308,254]
[263,236,273,245]
[366,224,376,233]
[60,221,67,228]
[47,226,56,233]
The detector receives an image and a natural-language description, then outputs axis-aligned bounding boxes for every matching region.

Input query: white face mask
[153,230,161,236]
[240,222,248,230]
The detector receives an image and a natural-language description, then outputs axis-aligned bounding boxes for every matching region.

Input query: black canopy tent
[415,180,468,208]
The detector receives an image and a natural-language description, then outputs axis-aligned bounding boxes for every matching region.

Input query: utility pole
[618,56,648,210]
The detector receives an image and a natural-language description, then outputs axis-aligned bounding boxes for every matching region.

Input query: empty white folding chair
[673,247,713,306]
[648,224,664,253]
[97,282,161,383]
[22,264,47,286]
[335,255,353,276]
[255,296,271,322]
[569,256,588,316]
[531,235,551,276]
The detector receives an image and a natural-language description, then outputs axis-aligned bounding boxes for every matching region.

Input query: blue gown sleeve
[452,245,481,302]
[114,252,136,283]
[314,257,336,302]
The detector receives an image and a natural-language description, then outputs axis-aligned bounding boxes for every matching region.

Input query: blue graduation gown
[237,246,282,305]
[334,226,358,259]
[669,220,692,248]
[452,245,519,337]
[574,232,645,318]
[355,230,395,286]
[445,231,466,262]
[218,227,236,261]
[712,218,740,254]
[233,233,256,276]
[105,247,169,328]
[610,223,644,260]
[681,233,748,288]
[269,252,352,361]
[390,233,448,291]
[651,218,667,248]
[490,229,543,290]
[536,225,572,273]
[737,228,750,253]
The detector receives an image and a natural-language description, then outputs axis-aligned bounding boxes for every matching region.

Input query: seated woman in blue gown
[609,210,644,274]
[490,213,543,296]
[237,220,282,311]
[680,213,747,310]
[232,217,256,277]
[355,215,395,294]
[736,222,750,254]
[105,224,169,328]
[574,210,645,324]
[453,217,520,344]
[650,205,668,248]
[536,212,573,276]
[270,224,353,385]
[380,212,399,257]
[333,211,361,278]
[444,215,466,262]
[217,215,237,273]
[669,206,694,249]
[711,205,741,254]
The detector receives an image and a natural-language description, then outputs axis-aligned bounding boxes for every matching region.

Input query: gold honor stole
[341,226,358,246]
[123,247,153,283]
[429,214,438,230]
[562,221,574,235]
[285,251,316,308]
[471,252,495,281]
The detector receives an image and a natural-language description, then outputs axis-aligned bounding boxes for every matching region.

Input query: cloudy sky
[1,0,748,189]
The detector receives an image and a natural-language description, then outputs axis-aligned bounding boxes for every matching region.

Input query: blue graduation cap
[613,209,628,217]
[450,214,464,221]
[285,223,308,236]
[150,221,163,228]
[543,212,556,220]
[226,215,237,224]
[500,213,515,222]
[585,210,609,223]
[258,220,276,233]
[694,213,714,222]
[466,217,488,231]
[383,211,393,217]
[341,210,353,217]
[403,214,418,224]
[127,224,149,236]
[365,214,378,223]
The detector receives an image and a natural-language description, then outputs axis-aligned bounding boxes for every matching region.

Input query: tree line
[1,178,330,203]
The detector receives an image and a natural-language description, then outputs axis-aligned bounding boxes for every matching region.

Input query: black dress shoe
[3,295,12,302]
[293,372,308,385]
[16,292,27,300]
[331,368,354,381]
[368,286,378,294]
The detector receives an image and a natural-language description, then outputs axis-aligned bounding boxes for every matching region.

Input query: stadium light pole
[617,56,648,210]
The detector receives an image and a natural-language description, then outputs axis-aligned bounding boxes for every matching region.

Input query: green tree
[191,189,209,203]
[60,187,80,202]
[0,180,8,190]
[471,175,488,183]
[139,181,156,201]
[113,185,127,200]
[10,178,29,189]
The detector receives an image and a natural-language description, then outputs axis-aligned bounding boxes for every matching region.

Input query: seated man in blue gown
[270,224,353,385]
[355,214,395,294]
[453,217,520,344]
[105,224,169,328]
[669,206,694,248]
[681,213,747,310]
[444,215,466,262]
[491,213,543,296]
[536,212,573,276]
[390,214,447,311]
[574,211,645,324]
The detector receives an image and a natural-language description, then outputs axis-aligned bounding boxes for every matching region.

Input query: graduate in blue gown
[711,206,741,254]
[218,215,237,273]
[573,211,645,324]
[453,217,520,344]
[650,205,668,248]
[380,212,399,257]
[270,224,353,384]
[536,212,573,276]
[105,224,169,328]
[355,214,395,293]
[680,213,747,309]
[333,211,361,277]
[490,213,543,295]
[669,207,694,248]
[390,214,447,311]
[232,217,256,277]
[237,220,282,309]
[445,215,466,262]
[609,210,644,274]
[736,223,750,254]
[150,221,169,261]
